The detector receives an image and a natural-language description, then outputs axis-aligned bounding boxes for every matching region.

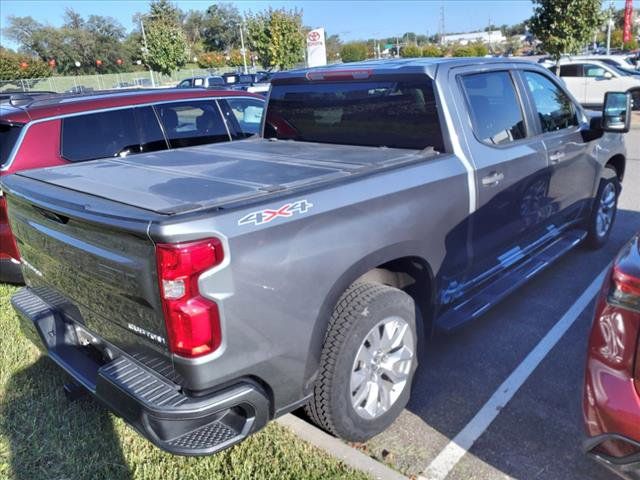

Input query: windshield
[0,123,22,168]
[265,79,444,151]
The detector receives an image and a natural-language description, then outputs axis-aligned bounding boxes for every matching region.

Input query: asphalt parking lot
[355,119,640,479]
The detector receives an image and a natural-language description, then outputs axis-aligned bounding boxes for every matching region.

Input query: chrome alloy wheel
[350,316,415,420]
[596,182,616,238]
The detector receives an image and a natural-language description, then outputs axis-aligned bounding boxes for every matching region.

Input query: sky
[0,0,632,49]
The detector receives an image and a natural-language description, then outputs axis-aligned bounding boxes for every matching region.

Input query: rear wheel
[584,166,619,249]
[305,282,418,442]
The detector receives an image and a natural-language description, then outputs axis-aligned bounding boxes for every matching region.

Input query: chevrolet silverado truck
[1,58,632,455]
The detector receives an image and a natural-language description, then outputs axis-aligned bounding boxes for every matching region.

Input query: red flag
[623,0,633,44]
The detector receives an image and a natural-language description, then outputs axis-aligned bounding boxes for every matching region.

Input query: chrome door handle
[549,151,565,163]
[481,171,504,187]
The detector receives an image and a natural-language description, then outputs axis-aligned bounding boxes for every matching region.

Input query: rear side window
[154,101,230,148]
[460,71,527,145]
[219,98,265,138]
[522,71,578,133]
[559,64,582,77]
[265,79,444,151]
[136,106,168,154]
[208,77,224,87]
[0,123,22,167]
[61,109,139,162]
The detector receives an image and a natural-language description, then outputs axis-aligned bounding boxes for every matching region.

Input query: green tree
[529,0,603,70]
[143,0,188,75]
[246,8,305,70]
[325,33,342,63]
[340,42,368,62]
[400,44,422,57]
[202,4,242,52]
[421,44,443,57]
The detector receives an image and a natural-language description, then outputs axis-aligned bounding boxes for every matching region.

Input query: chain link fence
[0,67,243,93]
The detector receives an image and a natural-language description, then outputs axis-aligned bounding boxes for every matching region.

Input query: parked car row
[541,56,640,110]
[0,88,265,282]
[176,71,272,95]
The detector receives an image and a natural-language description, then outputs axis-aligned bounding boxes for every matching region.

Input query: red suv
[0,89,265,283]
[584,232,640,478]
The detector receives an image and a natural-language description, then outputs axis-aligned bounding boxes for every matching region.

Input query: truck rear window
[0,123,22,168]
[265,80,444,151]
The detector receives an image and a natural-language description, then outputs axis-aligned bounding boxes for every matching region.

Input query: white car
[547,59,640,108]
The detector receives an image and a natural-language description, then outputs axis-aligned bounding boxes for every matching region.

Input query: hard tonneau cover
[15,138,436,215]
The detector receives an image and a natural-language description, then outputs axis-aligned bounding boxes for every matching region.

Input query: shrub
[451,44,477,57]
[340,42,368,63]
[470,42,488,57]
[421,44,443,57]
[0,49,52,81]
[197,52,226,68]
[400,44,421,58]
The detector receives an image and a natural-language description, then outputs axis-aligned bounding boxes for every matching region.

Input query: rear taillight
[610,265,640,312]
[156,238,224,358]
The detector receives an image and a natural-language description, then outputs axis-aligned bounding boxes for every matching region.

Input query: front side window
[154,101,230,148]
[61,109,139,162]
[522,71,579,133]
[220,98,265,138]
[584,64,608,78]
[265,79,444,151]
[460,71,527,145]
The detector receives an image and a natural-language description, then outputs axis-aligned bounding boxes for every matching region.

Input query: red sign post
[623,0,634,44]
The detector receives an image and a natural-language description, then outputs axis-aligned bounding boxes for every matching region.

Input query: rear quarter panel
[149,154,470,413]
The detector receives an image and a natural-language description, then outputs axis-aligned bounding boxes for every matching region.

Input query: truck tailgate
[3,177,172,366]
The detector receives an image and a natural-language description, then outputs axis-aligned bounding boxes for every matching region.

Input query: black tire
[305,281,418,442]
[584,166,620,249]
[629,87,640,112]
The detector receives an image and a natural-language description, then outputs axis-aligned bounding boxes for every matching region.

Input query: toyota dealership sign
[306,28,327,67]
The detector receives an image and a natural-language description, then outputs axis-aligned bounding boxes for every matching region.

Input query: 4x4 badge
[238,199,313,226]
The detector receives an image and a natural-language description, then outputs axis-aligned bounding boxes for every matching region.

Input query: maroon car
[0,88,265,283]
[584,232,640,478]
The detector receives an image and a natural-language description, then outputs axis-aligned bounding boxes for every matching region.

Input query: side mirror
[603,71,613,80]
[602,91,631,133]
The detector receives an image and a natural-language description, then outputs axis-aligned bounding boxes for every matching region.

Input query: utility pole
[239,24,248,74]
[439,5,446,45]
[139,17,156,87]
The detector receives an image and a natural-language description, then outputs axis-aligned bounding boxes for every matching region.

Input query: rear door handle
[549,151,565,163]
[481,171,504,187]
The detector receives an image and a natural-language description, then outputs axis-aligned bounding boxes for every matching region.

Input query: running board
[435,230,587,333]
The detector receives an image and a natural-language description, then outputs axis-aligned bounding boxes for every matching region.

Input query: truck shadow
[1,356,132,480]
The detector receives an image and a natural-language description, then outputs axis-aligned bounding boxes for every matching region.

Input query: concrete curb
[276,414,409,480]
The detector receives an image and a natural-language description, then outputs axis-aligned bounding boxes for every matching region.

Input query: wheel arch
[605,154,626,182]
[302,243,436,394]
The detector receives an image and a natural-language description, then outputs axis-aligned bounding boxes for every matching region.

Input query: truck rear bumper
[11,287,270,456]
[0,257,23,284]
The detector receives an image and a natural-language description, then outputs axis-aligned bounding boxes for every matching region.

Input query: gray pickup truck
[1,58,632,455]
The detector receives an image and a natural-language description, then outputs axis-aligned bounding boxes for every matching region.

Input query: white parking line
[420,266,609,480]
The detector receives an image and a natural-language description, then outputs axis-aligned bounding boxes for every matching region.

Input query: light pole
[239,23,248,74]
[139,16,156,87]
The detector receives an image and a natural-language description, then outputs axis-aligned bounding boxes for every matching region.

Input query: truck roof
[272,57,531,83]
[0,88,263,123]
